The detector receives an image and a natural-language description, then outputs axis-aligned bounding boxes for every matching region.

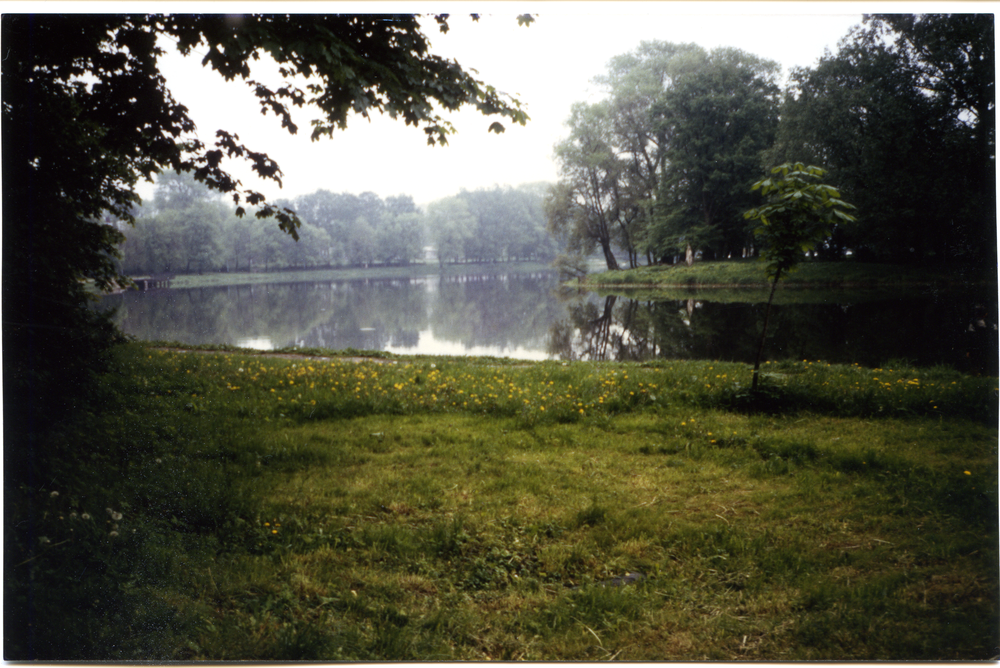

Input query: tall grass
[5,342,996,660]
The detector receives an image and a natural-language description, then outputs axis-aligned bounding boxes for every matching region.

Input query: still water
[101,270,995,370]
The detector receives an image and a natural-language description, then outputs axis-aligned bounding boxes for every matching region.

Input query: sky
[143,3,869,207]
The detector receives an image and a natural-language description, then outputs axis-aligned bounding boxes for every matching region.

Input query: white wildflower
[39,536,51,545]
[81,513,91,520]
[109,531,119,538]
[49,491,59,498]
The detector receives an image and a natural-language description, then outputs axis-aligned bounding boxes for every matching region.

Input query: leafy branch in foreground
[744,163,856,392]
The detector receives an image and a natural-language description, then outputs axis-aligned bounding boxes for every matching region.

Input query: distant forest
[119,173,560,275]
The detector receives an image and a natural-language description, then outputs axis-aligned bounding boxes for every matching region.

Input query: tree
[650,47,782,261]
[550,41,781,268]
[374,211,424,265]
[862,14,994,266]
[505,183,559,261]
[863,14,993,146]
[458,187,509,262]
[3,13,531,441]
[743,163,856,392]
[130,171,229,273]
[548,102,626,270]
[345,215,378,266]
[594,41,706,265]
[426,197,475,266]
[770,14,994,265]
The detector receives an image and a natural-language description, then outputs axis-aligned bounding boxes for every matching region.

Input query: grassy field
[579,260,995,291]
[6,343,998,660]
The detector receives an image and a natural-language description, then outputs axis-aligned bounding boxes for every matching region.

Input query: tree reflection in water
[549,291,995,372]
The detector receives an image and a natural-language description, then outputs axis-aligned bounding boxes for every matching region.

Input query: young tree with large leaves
[744,163,856,392]
[3,14,530,443]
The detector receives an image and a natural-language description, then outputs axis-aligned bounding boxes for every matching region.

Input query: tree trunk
[600,238,620,270]
[752,267,782,393]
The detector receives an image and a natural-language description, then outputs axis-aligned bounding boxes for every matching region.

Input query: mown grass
[580,260,993,291]
[6,343,997,660]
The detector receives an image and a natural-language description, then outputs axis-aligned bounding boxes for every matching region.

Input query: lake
[100,269,996,371]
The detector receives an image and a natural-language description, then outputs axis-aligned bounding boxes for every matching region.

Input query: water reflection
[234,336,276,351]
[103,272,566,359]
[548,291,996,371]
[101,272,993,370]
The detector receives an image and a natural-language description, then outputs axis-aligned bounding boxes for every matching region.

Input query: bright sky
[144,4,868,207]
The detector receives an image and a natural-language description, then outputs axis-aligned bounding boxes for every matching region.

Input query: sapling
[744,163,856,393]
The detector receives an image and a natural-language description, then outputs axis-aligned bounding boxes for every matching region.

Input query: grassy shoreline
[7,343,997,660]
[578,260,996,292]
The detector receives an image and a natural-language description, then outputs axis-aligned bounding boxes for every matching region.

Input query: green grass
[580,260,994,293]
[6,343,997,660]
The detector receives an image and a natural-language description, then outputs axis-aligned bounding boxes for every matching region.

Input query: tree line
[547,14,995,270]
[120,172,559,275]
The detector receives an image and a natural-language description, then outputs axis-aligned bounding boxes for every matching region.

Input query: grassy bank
[579,260,995,292]
[6,343,997,660]
[132,260,556,291]
[589,284,943,306]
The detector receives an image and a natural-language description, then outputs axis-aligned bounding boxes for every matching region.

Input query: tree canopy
[548,42,782,269]
[651,47,781,261]
[769,13,994,264]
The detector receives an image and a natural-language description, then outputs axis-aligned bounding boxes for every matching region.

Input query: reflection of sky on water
[384,329,551,361]
[103,271,568,359]
[234,336,275,351]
